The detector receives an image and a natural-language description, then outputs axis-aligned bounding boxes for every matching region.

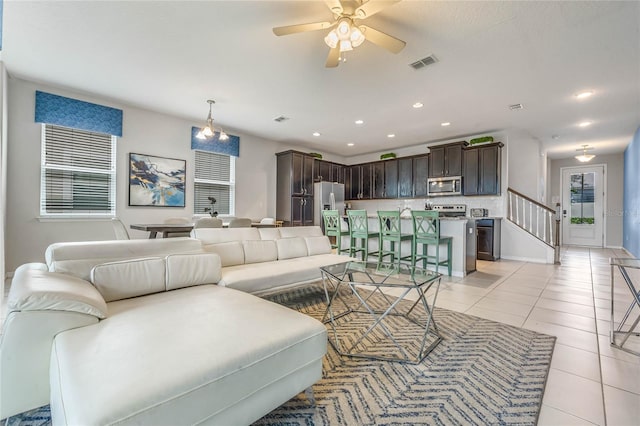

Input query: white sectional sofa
[192,225,351,295]
[1,227,351,425]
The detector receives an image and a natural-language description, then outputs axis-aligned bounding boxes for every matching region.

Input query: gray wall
[506,130,545,202]
[5,77,285,272]
[549,153,624,248]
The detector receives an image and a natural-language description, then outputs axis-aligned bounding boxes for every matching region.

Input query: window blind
[41,124,116,215]
[194,150,234,216]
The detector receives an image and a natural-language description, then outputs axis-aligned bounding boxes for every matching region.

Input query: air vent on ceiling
[273,115,290,122]
[409,55,438,70]
[509,103,524,110]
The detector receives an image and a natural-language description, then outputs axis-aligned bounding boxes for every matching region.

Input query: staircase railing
[507,187,561,264]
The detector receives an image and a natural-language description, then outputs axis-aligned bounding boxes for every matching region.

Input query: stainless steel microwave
[427,176,462,196]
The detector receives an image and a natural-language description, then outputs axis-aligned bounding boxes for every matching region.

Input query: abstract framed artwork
[129,153,186,207]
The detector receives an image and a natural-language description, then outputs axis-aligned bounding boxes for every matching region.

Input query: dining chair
[195,217,223,228]
[322,210,350,255]
[111,218,130,240]
[346,210,378,261]
[377,210,412,267]
[411,210,452,276]
[163,217,191,237]
[228,217,252,228]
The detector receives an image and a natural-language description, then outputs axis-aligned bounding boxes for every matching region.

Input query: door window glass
[569,172,595,224]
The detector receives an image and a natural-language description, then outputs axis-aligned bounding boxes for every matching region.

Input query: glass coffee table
[320,261,442,364]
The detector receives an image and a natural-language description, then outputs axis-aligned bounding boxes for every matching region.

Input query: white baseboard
[500,255,551,264]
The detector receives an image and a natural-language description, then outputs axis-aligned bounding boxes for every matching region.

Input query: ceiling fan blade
[324,0,343,15]
[273,21,334,36]
[361,25,406,53]
[354,0,402,19]
[326,46,340,68]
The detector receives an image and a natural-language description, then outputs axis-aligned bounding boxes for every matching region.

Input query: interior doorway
[561,165,605,247]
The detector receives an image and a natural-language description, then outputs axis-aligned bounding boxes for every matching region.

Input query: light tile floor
[379,246,640,425]
[1,246,639,425]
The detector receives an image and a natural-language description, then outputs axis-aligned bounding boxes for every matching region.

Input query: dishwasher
[476,219,501,261]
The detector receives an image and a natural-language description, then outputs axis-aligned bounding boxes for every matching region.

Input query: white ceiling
[3,1,639,159]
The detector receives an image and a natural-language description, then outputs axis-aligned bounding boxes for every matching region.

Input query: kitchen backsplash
[348,196,505,217]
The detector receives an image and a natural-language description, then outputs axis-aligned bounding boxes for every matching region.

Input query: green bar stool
[346,210,378,261]
[411,210,452,276]
[322,210,350,255]
[377,210,413,267]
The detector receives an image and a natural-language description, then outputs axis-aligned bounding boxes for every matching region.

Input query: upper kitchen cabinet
[428,141,467,177]
[412,155,429,198]
[314,160,345,184]
[346,163,372,200]
[463,142,503,196]
[397,157,413,198]
[371,159,398,199]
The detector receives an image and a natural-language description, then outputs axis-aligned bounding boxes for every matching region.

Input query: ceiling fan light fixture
[340,39,353,52]
[324,30,339,48]
[350,27,365,47]
[337,19,350,35]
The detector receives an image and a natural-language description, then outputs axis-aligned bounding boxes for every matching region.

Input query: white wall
[0,63,7,291]
[506,129,544,202]
[5,77,283,273]
[549,154,624,248]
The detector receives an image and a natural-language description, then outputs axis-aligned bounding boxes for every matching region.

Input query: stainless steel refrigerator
[313,182,345,231]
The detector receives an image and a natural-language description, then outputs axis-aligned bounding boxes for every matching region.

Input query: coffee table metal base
[321,263,442,364]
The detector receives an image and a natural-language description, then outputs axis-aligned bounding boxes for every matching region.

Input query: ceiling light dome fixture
[324,17,365,53]
[575,144,595,162]
[195,99,229,141]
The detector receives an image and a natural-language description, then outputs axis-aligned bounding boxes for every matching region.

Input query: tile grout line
[590,248,608,426]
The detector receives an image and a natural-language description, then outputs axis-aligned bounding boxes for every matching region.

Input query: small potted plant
[204,196,218,217]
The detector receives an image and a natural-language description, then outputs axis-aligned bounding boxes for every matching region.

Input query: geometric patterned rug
[254,283,556,426]
[3,283,556,426]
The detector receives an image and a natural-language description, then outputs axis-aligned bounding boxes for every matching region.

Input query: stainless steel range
[431,204,467,217]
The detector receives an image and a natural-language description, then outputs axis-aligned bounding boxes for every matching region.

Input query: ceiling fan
[272,0,406,67]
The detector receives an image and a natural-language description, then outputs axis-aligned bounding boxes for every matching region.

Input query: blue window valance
[35,91,123,137]
[191,126,240,157]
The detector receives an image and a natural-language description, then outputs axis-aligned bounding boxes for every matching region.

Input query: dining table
[130,221,276,238]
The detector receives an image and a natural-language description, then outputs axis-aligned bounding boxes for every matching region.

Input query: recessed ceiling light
[312,132,321,137]
[575,90,594,99]
[441,122,451,127]
[355,120,364,125]
[347,143,354,146]
[413,102,424,109]
[387,134,395,138]
[578,121,592,127]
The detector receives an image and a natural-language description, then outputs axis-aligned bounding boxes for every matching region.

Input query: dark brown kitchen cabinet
[346,164,372,200]
[462,142,503,196]
[372,162,385,198]
[398,157,413,198]
[384,159,398,198]
[331,163,345,184]
[412,155,429,197]
[315,160,331,182]
[276,150,315,226]
[428,142,466,177]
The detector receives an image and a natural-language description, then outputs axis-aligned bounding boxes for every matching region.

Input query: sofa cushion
[243,240,277,264]
[50,285,326,426]
[192,228,260,245]
[46,238,203,280]
[258,228,281,240]
[90,258,166,302]
[278,226,323,238]
[203,241,245,267]
[8,269,107,319]
[276,237,308,260]
[304,236,332,256]
[165,253,221,291]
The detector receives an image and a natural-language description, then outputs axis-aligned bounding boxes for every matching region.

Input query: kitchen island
[340,214,475,277]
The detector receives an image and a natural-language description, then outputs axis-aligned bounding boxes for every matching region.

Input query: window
[40,124,117,216]
[194,150,235,216]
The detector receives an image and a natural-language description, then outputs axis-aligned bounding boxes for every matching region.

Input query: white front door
[561,165,604,247]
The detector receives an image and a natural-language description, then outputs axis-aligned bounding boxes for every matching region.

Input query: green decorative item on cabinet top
[469,136,494,145]
[309,152,323,159]
[380,152,397,160]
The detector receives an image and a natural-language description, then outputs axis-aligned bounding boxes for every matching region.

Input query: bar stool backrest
[378,210,402,236]
[347,210,369,236]
[412,210,440,240]
[322,210,341,234]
